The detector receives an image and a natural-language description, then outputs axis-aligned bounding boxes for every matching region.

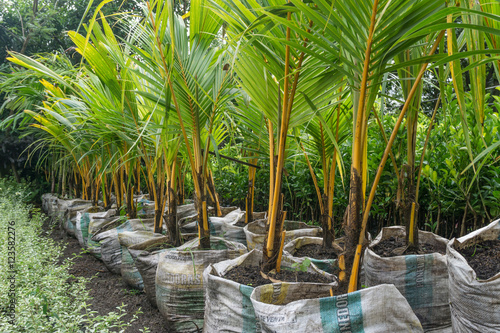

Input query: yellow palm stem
[408,202,416,246]
[266,10,292,256]
[276,230,286,273]
[349,31,445,293]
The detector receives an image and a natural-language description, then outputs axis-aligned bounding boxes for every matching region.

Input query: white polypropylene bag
[136,195,156,218]
[75,208,116,248]
[87,214,120,259]
[58,198,93,237]
[447,219,500,333]
[251,283,423,333]
[221,210,267,246]
[203,249,336,333]
[244,219,322,251]
[363,226,450,331]
[118,231,165,289]
[42,193,57,214]
[129,236,171,306]
[156,237,247,333]
[92,218,156,274]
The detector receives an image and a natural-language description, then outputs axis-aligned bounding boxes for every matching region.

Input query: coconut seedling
[17,77,95,203]
[267,0,464,292]
[395,0,499,248]
[212,0,344,272]
[142,0,236,248]
[393,36,441,252]
[294,94,350,250]
[11,12,168,229]
[228,96,270,223]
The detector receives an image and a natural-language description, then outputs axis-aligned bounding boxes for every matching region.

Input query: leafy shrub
[0,177,143,332]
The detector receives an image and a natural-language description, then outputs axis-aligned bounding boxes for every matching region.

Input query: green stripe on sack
[240,284,257,332]
[405,255,434,309]
[81,213,90,241]
[67,217,75,231]
[319,291,365,333]
[310,258,337,274]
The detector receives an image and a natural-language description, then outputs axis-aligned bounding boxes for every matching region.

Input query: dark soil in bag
[224,264,333,288]
[457,239,500,280]
[293,243,339,260]
[372,235,446,257]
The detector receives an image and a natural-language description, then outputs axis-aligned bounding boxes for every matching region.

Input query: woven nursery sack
[244,219,322,251]
[129,236,171,306]
[58,198,93,237]
[215,208,245,243]
[221,210,267,246]
[447,219,500,333]
[251,283,423,333]
[118,230,165,289]
[156,237,247,333]
[219,206,239,216]
[203,249,336,333]
[92,218,156,274]
[363,226,450,332]
[42,193,58,214]
[284,236,345,274]
[76,207,116,248]
[179,208,219,235]
[136,195,156,218]
[46,194,60,215]
[86,213,120,259]
[176,203,197,220]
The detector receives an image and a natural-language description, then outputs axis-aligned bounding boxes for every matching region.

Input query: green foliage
[211,148,324,223]
[366,83,500,237]
[291,258,311,273]
[0,0,142,66]
[0,177,143,332]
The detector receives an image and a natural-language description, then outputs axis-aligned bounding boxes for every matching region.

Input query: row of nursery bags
[204,221,500,333]
[41,193,500,333]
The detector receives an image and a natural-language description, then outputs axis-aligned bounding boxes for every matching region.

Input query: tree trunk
[245,179,254,224]
[197,170,210,249]
[75,174,81,198]
[68,173,73,199]
[322,194,335,249]
[51,168,56,193]
[460,204,468,237]
[57,167,63,196]
[61,162,66,198]
[126,183,137,219]
[400,164,419,251]
[153,183,164,234]
[261,194,285,273]
[343,167,363,290]
[10,159,21,183]
[92,181,99,206]
[166,180,182,246]
[19,0,38,54]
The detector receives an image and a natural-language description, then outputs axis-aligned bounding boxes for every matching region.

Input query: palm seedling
[228,95,269,223]
[270,0,473,292]
[213,0,344,271]
[141,0,236,248]
[294,96,350,251]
